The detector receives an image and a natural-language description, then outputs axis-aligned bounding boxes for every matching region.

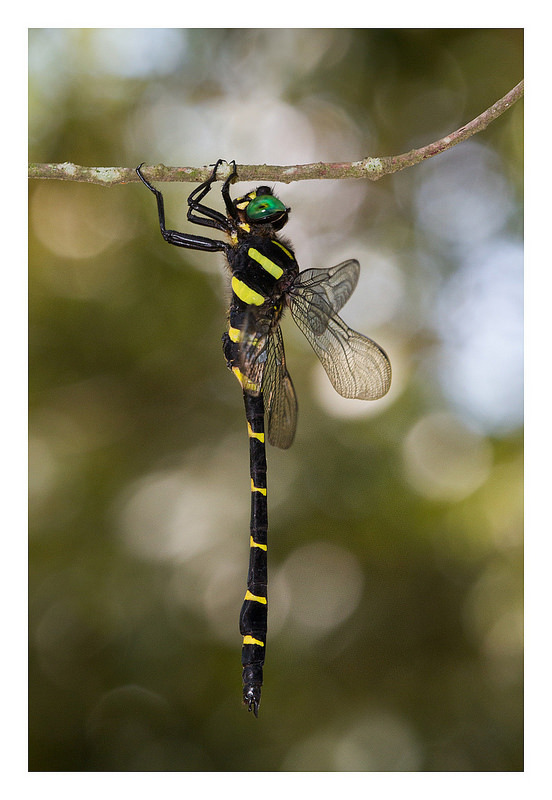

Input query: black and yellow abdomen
[239,392,268,715]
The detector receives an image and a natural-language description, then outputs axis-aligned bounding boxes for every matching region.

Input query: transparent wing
[238,312,271,397]
[237,313,297,448]
[262,325,297,450]
[295,259,360,318]
[289,264,392,400]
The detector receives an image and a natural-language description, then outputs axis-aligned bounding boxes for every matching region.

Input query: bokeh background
[28,29,523,771]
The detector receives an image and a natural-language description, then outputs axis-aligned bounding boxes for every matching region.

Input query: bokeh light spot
[403,412,493,501]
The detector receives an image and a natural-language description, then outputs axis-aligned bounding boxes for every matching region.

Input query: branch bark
[28,80,523,187]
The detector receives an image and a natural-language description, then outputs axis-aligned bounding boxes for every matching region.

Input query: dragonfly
[136,159,391,716]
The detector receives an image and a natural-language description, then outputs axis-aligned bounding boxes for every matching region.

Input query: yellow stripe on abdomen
[243,635,265,647]
[250,536,267,551]
[232,367,259,392]
[244,590,267,604]
[251,479,267,496]
[247,422,265,442]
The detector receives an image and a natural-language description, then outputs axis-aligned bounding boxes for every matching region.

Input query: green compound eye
[246,194,287,221]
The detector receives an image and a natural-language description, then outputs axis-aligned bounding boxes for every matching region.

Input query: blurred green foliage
[29,29,523,771]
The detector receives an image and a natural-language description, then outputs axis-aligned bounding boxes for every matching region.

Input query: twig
[28,80,523,187]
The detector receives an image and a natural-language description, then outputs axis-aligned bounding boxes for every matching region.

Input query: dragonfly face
[136,159,391,717]
[234,186,290,230]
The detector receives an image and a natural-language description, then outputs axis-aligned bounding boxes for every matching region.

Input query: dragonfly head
[234,187,290,231]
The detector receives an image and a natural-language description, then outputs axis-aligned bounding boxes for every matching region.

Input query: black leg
[186,159,234,232]
[136,164,229,254]
[221,160,239,220]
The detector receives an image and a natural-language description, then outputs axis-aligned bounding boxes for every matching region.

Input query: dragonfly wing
[293,259,360,318]
[236,312,297,447]
[289,267,391,400]
[237,312,271,396]
[262,325,298,450]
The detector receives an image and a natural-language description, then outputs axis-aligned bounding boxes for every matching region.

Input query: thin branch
[28,80,523,187]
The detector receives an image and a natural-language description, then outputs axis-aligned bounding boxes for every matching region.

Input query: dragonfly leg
[186,158,234,231]
[136,163,230,252]
[221,160,239,220]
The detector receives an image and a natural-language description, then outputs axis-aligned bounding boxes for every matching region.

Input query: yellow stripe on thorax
[243,635,265,647]
[248,247,284,279]
[251,479,267,496]
[231,276,265,306]
[228,326,241,343]
[250,536,267,551]
[272,240,293,259]
[244,590,267,604]
[247,422,265,442]
[236,192,256,210]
